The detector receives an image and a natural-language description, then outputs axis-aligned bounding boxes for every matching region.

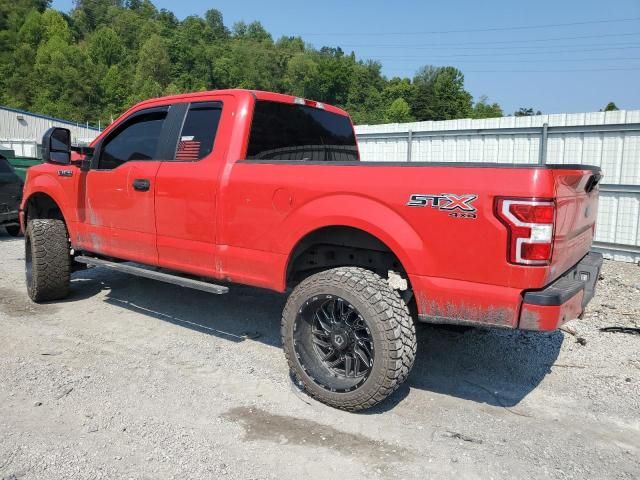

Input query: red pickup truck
[21,89,602,411]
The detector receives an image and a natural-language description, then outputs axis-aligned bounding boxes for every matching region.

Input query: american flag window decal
[176,136,202,161]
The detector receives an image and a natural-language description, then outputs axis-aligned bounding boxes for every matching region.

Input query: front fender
[22,170,77,228]
[277,194,431,277]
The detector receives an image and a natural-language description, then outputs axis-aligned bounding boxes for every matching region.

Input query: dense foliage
[0,0,506,126]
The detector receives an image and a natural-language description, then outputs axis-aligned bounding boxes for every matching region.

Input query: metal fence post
[538,123,548,164]
[407,129,413,162]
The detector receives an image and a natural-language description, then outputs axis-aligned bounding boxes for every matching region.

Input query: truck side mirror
[42,127,71,165]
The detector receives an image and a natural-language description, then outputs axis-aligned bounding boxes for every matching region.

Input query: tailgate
[549,167,601,281]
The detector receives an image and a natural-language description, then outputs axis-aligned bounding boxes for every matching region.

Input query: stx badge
[407,193,478,219]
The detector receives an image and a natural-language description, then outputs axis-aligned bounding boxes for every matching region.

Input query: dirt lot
[1,231,638,480]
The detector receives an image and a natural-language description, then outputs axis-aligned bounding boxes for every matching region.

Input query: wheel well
[286,226,408,288]
[25,193,64,222]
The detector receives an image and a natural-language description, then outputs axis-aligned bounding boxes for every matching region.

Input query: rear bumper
[519,252,603,331]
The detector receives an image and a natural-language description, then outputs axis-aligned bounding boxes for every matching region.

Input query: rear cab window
[246,101,359,162]
[174,102,223,161]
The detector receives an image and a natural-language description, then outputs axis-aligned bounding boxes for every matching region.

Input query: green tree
[411,65,439,120]
[385,98,413,123]
[41,8,73,42]
[285,54,318,97]
[514,107,542,117]
[232,20,271,43]
[411,66,472,121]
[471,95,503,119]
[101,64,130,121]
[3,43,39,108]
[107,6,147,51]
[603,102,619,111]
[345,61,385,124]
[167,16,213,92]
[32,35,98,120]
[204,8,228,39]
[430,67,472,120]
[309,47,353,105]
[17,9,44,47]
[382,77,415,107]
[88,26,123,67]
[71,0,123,34]
[132,33,170,100]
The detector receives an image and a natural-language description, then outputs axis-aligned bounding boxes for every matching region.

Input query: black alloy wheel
[294,295,375,393]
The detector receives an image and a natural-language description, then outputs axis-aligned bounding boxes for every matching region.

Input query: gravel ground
[0,231,638,480]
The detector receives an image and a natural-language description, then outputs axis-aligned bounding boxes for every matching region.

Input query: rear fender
[278,194,430,288]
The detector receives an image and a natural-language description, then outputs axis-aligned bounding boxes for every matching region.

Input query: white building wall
[0,106,101,156]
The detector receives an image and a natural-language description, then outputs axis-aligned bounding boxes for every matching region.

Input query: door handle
[132,179,151,192]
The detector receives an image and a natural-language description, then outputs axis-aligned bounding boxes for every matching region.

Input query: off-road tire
[282,267,417,411]
[25,219,71,302]
[5,225,21,237]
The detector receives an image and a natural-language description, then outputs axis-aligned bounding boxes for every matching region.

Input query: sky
[52,0,640,115]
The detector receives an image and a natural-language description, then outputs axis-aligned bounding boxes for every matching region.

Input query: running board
[75,256,229,295]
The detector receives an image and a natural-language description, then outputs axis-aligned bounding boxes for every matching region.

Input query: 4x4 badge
[407,193,478,219]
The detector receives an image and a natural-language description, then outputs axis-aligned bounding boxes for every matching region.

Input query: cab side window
[98,108,168,170]
[174,102,223,161]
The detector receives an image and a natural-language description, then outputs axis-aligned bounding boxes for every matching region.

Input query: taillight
[495,198,555,265]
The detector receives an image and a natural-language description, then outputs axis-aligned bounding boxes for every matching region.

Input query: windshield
[246,101,359,162]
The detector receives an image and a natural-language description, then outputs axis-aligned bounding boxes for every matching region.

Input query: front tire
[25,219,71,302]
[282,267,416,411]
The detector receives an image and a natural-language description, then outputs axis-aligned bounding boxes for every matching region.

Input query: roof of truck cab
[128,89,350,117]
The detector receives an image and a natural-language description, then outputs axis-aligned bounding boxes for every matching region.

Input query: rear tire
[5,225,21,237]
[282,267,416,411]
[25,219,71,302]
